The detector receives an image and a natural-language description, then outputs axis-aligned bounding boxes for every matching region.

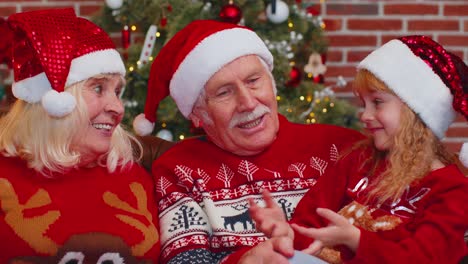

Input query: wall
[1,0,467,153]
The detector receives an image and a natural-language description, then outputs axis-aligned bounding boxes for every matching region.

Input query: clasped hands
[239,190,360,263]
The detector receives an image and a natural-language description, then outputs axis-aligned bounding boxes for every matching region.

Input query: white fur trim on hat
[460,143,468,168]
[358,39,456,139]
[170,27,273,118]
[41,90,76,117]
[66,49,126,86]
[133,113,155,136]
[12,72,52,103]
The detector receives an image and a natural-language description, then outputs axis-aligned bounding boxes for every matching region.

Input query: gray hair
[190,55,276,124]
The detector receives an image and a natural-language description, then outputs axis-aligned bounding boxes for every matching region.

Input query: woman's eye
[94,85,103,94]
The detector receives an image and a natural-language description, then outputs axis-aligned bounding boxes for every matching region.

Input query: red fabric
[152,114,364,263]
[291,148,468,263]
[8,8,120,92]
[0,155,160,263]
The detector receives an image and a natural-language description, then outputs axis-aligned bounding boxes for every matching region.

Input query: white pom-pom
[133,113,155,136]
[459,143,468,168]
[41,90,76,117]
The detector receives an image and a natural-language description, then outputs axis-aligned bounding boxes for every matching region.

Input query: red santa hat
[133,20,273,136]
[7,8,125,117]
[358,35,468,167]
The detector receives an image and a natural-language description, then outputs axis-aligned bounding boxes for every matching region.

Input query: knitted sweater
[152,115,363,264]
[292,148,468,264]
[0,155,160,263]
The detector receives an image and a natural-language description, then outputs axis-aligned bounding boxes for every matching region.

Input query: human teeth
[239,118,261,129]
[92,123,112,130]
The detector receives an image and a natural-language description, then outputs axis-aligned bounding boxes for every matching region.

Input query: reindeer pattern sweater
[292,149,468,264]
[152,115,363,264]
[0,155,160,263]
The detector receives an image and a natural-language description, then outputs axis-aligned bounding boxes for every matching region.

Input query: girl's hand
[249,190,293,238]
[291,208,360,253]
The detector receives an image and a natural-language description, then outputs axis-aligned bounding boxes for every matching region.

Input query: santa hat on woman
[133,20,273,136]
[7,8,125,117]
[357,35,468,167]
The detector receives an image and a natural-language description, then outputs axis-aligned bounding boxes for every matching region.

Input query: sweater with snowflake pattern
[152,114,363,264]
[0,155,160,263]
[292,148,468,264]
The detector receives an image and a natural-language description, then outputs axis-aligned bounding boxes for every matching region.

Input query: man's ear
[189,113,202,128]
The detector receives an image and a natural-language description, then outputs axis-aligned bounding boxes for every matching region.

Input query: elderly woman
[0,9,160,263]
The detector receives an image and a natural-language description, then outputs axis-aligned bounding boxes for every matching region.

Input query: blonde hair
[0,74,142,176]
[352,69,455,204]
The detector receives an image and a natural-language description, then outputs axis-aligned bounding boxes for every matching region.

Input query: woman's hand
[291,208,360,255]
[238,236,294,264]
[249,190,293,238]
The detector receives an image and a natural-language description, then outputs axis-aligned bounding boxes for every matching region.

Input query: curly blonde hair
[353,69,455,204]
[0,74,142,176]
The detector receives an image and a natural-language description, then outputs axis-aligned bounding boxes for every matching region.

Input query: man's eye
[247,77,259,84]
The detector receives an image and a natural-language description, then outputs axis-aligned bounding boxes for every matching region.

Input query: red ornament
[167,4,173,12]
[219,3,242,24]
[286,66,302,87]
[160,16,167,27]
[312,74,324,84]
[121,25,131,49]
[306,5,320,16]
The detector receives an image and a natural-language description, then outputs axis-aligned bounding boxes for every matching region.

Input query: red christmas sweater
[0,155,160,263]
[292,148,468,264]
[152,114,363,264]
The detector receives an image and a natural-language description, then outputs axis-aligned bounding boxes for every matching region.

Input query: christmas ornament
[138,25,158,69]
[121,25,131,49]
[105,0,123,10]
[304,52,327,83]
[306,5,320,16]
[219,2,242,24]
[285,66,302,87]
[266,0,289,24]
[160,16,167,27]
[156,129,173,141]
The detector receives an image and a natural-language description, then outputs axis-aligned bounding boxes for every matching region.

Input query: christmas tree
[94,0,360,141]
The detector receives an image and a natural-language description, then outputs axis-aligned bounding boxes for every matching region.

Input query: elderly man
[134,20,363,263]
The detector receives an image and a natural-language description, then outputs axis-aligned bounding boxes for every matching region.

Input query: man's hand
[248,190,293,238]
[291,207,360,255]
[238,236,295,264]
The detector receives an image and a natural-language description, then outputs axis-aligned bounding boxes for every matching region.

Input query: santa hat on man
[7,8,125,117]
[357,35,468,167]
[133,20,273,136]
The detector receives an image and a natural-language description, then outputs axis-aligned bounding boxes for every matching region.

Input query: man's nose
[236,85,257,111]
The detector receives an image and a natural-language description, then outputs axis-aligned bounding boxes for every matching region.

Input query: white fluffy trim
[133,113,155,136]
[459,143,468,168]
[41,90,76,117]
[170,27,273,118]
[358,39,456,139]
[66,49,126,86]
[12,72,52,103]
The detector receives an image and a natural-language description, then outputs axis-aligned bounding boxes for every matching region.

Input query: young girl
[249,35,468,264]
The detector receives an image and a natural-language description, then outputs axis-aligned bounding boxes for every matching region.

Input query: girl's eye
[373,98,383,105]
[116,87,124,98]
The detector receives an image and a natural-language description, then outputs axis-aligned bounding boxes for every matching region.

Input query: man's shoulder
[284,120,364,142]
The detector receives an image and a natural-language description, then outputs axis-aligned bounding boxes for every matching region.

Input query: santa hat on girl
[133,20,273,136]
[7,8,125,117]
[357,35,468,167]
